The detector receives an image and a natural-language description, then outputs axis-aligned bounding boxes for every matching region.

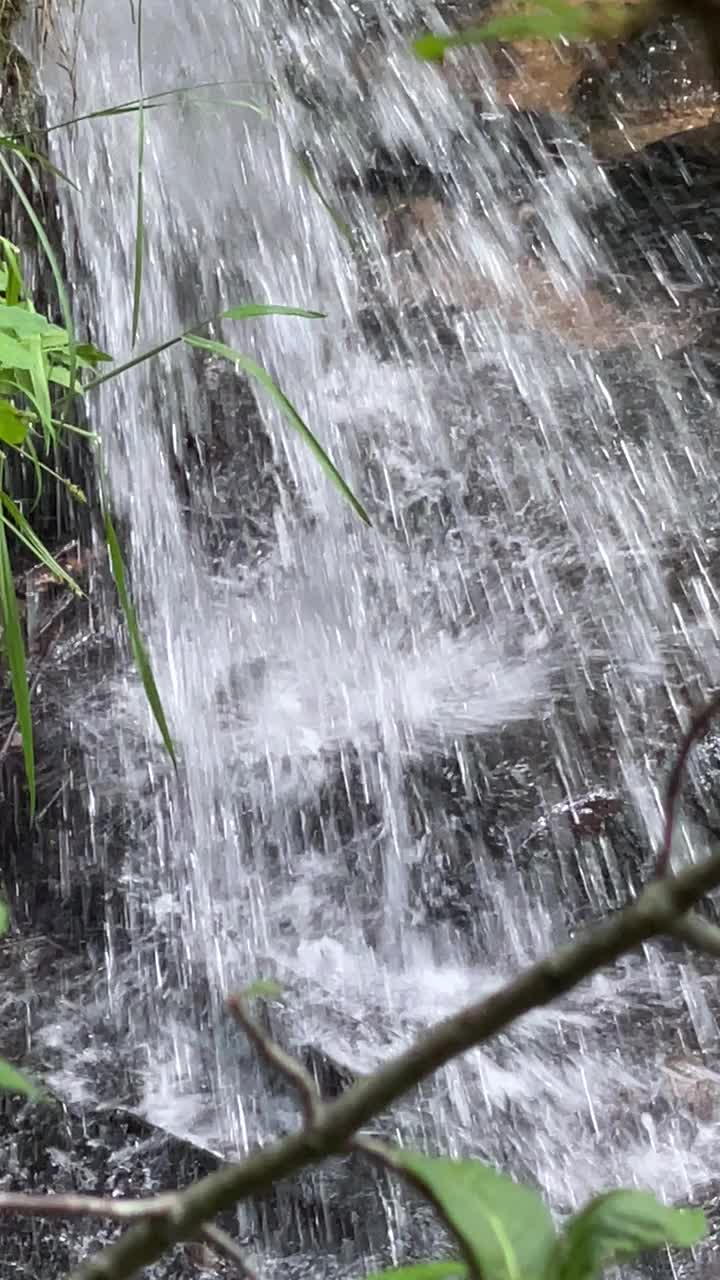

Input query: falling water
[21,0,720,1268]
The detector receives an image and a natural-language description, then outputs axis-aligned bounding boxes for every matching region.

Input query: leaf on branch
[0,1058,43,1099]
[550,1190,706,1280]
[394,1154,556,1280]
[366,1263,467,1280]
[241,978,285,1002]
[0,399,27,445]
[413,0,657,59]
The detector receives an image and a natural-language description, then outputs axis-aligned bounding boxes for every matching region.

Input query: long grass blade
[103,506,176,763]
[0,151,77,417]
[184,334,370,525]
[131,0,145,346]
[85,303,325,390]
[0,494,84,594]
[0,496,34,815]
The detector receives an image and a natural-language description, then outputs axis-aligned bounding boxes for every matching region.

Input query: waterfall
[17,0,720,1266]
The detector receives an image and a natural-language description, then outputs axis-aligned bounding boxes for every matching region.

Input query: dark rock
[571,18,719,126]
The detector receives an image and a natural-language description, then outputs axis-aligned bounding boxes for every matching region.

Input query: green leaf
[551,1191,706,1280]
[87,303,324,391]
[184,335,370,525]
[0,152,78,415]
[0,492,84,595]
[241,978,285,1002]
[413,2,635,57]
[0,896,9,937]
[0,400,27,445]
[75,342,113,366]
[0,499,34,815]
[0,331,37,370]
[25,334,53,441]
[0,237,23,306]
[0,1058,42,1099]
[0,306,52,336]
[103,507,177,764]
[366,1264,466,1280]
[221,303,326,322]
[47,365,84,394]
[394,1155,556,1280]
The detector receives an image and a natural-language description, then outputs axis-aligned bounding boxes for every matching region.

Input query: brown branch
[655,689,720,876]
[0,1191,176,1221]
[200,1224,257,1277]
[226,994,321,1126]
[65,843,720,1280]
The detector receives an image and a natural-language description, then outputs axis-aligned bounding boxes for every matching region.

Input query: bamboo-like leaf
[0,1058,43,1099]
[0,493,83,594]
[103,507,177,763]
[86,303,325,390]
[0,152,77,414]
[0,499,34,815]
[184,334,370,524]
[25,333,53,443]
[550,1190,705,1280]
[413,0,651,58]
[0,896,9,936]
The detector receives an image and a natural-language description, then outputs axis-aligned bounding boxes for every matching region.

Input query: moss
[0,0,34,134]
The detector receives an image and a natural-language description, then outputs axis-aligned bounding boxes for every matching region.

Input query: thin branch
[672,911,720,957]
[226,993,322,1125]
[66,844,720,1280]
[0,1191,175,1221]
[200,1224,257,1278]
[656,689,720,876]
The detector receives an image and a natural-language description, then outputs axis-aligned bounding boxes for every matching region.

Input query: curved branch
[68,844,720,1280]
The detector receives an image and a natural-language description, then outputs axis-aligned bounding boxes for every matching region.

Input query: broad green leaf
[0,1058,42,1099]
[0,400,26,445]
[366,1263,466,1280]
[75,342,113,366]
[184,335,370,525]
[48,365,84,394]
[551,1190,706,1280]
[0,152,78,414]
[0,502,34,815]
[0,492,83,595]
[394,1155,556,1280]
[103,507,177,764]
[0,306,52,336]
[25,334,53,441]
[241,978,285,1002]
[0,897,9,937]
[0,331,37,370]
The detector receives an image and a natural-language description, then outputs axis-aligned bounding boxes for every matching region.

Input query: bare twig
[200,1224,257,1278]
[226,994,321,1125]
[672,911,720,957]
[0,1191,176,1221]
[66,844,720,1280]
[656,690,720,876]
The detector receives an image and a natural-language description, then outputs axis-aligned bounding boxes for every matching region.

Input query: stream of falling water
[27,0,720,1268]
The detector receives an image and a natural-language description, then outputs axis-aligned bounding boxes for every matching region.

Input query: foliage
[413,0,656,60]
[369,1160,704,1280]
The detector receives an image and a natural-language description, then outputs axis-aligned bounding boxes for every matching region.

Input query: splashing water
[26,0,720,1266]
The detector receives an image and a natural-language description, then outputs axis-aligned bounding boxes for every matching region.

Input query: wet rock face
[572,18,719,127]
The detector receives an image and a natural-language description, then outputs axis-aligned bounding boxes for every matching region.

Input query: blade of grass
[85,303,325,390]
[131,0,145,346]
[0,482,34,815]
[0,494,84,594]
[184,334,370,525]
[103,505,176,763]
[0,151,77,418]
[295,150,353,244]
